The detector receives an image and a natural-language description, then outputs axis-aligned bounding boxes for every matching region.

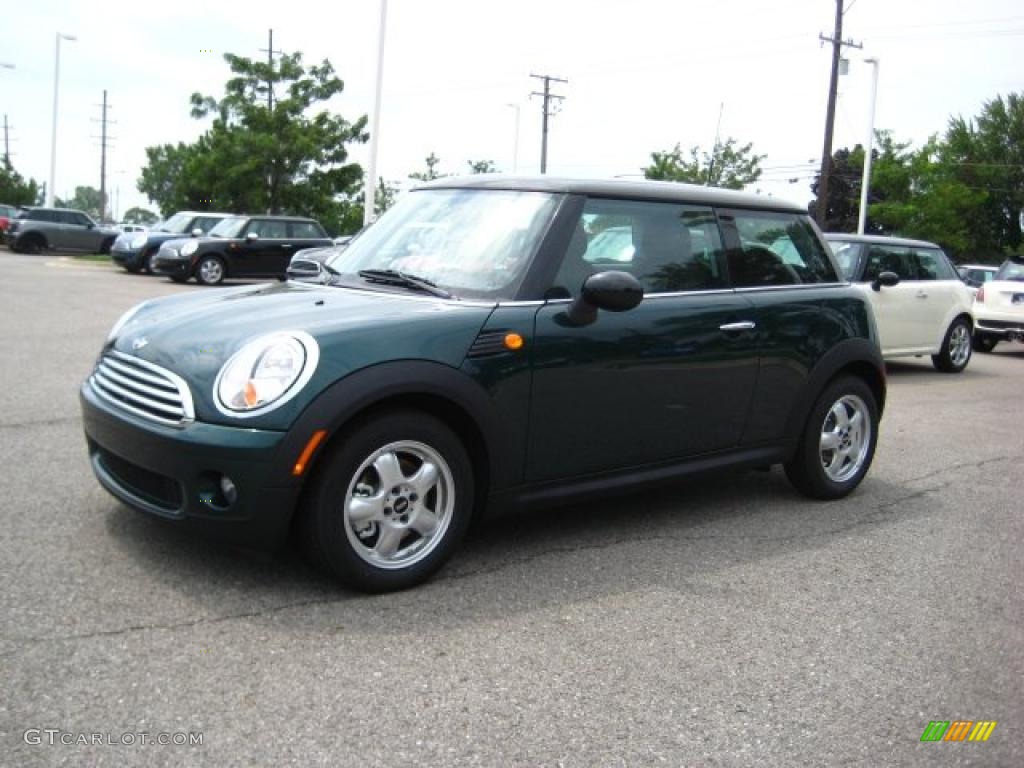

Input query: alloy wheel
[819,394,872,483]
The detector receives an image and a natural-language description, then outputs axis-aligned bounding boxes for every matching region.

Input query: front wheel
[299,410,474,592]
[195,255,226,286]
[972,332,998,353]
[784,376,879,500]
[932,318,972,372]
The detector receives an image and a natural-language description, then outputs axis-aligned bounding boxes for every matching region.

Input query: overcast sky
[3,0,1022,218]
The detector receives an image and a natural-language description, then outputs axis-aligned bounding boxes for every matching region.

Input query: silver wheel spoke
[409,461,439,496]
[348,494,384,525]
[374,526,404,558]
[819,393,872,483]
[831,402,850,430]
[410,509,439,537]
[373,451,406,491]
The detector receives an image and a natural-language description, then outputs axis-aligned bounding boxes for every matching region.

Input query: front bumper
[111,245,144,268]
[81,380,301,550]
[151,253,191,278]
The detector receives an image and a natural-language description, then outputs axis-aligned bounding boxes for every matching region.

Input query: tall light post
[363,0,388,227]
[506,103,520,173]
[857,57,880,235]
[47,32,77,207]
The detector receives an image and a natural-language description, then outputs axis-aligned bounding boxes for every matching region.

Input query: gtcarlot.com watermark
[24,729,203,747]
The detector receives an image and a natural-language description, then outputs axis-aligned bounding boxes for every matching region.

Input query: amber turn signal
[504,332,524,350]
[292,429,328,476]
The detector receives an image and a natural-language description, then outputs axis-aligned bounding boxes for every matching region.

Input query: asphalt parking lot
[1,250,1021,767]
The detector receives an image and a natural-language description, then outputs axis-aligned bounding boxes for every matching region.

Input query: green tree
[139,49,369,234]
[55,186,103,218]
[122,207,159,225]
[409,153,444,182]
[467,159,498,174]
[375,177,399,214]
[0,159,41,207]
[644,137,764,189]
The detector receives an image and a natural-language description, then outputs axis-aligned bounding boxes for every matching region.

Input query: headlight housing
[107,300,150,341]
[214,332,319,417]
[130,234,148,249]
[181,240,199,257]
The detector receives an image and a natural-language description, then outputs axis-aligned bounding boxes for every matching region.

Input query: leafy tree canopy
[467,159,498,174]
[644,137,764,189]
[409,153,445,182]
[0,159,42,207]
[55,186,103,219]
[122,207,159,225]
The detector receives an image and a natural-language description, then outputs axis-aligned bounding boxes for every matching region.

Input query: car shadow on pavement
[101,467,927,636]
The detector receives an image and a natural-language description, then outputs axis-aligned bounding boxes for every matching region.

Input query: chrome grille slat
[96,366,182,405]
[89,351,195,427]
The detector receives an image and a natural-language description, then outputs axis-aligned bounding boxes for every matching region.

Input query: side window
[550,198,726,297]
[248,219,288,239]
[864,246,915,281]
[914,248,956,281]
[194,217,218,233]
[727,212,839,286]
[34,211,56,222]
[74,213,92,227]
[289,221,324,238]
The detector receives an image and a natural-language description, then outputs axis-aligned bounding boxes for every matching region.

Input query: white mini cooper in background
[972,257,1024,352]
[826,234,976,373]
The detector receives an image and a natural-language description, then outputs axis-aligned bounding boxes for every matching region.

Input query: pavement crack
[0,416,80,430]
[900,454,1022,486]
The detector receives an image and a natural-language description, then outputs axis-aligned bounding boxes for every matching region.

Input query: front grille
[95,448,183,513]
[90,350,195,427]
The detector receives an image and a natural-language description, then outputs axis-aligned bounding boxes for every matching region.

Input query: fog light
[220,475,238,505]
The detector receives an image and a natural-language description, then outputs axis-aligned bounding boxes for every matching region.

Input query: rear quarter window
[726,212,839,286]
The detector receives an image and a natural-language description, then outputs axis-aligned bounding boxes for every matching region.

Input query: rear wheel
[932,317,972,372]
[785,375,878,500]
[195,255,226,286]
[299,409,474,592]
[972,332,998,353]
[19,234,44,255]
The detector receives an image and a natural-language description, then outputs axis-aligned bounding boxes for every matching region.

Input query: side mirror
[191,228,203,237]
[565,270,643,326]
[286,258,324,282]
[871,270,900,292]
[245,232,259,242]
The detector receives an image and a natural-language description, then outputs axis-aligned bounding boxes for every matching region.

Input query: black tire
[18,234,44,255]
[298,409,474,592]
[143,248,159,275]
[784,375,879,500]
[972,332,998,353]
[931,317,972,373]
[123,263,142,274]
[195,254,226,286]
[99,237,115,255]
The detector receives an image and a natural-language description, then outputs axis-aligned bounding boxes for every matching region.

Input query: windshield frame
[158,212,194,234]
[324,188,562,301]
[208,216,249,239]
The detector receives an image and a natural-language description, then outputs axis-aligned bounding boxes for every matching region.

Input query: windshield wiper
[357,269,455,299]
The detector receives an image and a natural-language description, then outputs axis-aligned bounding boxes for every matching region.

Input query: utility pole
[259,29,284,213]
[3,114,10,164]
[91,90,115,222]
[815,0,862,226]
[530,73,567,174]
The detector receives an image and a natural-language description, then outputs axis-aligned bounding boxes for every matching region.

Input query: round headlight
[107,300,150,341]
[130,234,148,249]
[181,240,199,257]
[215,332,319,416]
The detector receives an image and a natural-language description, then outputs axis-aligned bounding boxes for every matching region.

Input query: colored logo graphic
[920,721,997,742]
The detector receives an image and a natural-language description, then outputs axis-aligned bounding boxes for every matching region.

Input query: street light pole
[506,103,520,172]
[857,57,880,235]
[47,32,76,208]
[363,0,388,227]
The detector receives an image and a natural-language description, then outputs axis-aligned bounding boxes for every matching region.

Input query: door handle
[719,321,756,332]
[282,244,293,248]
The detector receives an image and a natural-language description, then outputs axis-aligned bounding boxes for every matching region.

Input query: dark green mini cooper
[81,177,886,592]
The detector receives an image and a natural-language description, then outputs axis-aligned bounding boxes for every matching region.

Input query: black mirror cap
[871,270,900,291]
[582,270,644,312]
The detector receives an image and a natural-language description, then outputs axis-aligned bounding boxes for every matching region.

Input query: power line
[530,73,567,174]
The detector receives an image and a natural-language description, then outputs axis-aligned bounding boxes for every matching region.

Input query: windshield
[995,259,1024,281]
[826,239,861,280]
[208,216,249,238]
[157,213,193,233]
[325,189,560,299]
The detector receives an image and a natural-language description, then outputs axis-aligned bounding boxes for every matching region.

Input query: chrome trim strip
[92,372,185,417]
[102,356,178,391]
[733,283,846,293]
[97,365,182,404]
[89,377,186,428]
[719,321,756,331]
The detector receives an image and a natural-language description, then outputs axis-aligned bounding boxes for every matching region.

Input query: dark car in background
[151,214,331,285]
[82,176,885,591]
[111,210,230,274]
[5,207,119,254]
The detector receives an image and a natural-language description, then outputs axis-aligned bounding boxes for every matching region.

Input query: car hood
[107,281,496,429]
